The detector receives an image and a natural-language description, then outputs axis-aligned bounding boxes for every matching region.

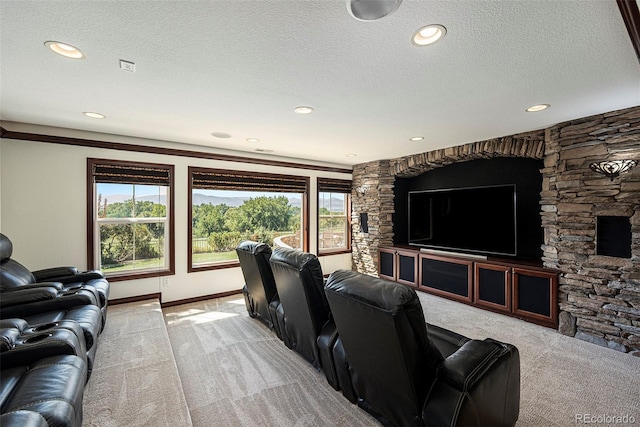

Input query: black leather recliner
[0,233,110,329]
[0,236,104,377]
[0,355,87,427]
[325,269,521,427]
[269,247,343,390]
[236,241,285,340]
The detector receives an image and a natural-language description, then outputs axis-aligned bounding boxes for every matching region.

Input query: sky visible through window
[97,183,167,205]
[99,184,281,202]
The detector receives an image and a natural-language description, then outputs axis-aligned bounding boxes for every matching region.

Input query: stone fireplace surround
[351,105,640,356]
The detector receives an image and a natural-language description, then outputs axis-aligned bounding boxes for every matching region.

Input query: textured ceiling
[1,0,639,167]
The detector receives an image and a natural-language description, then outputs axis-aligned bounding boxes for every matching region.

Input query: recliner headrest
[236,240,272,257]
[325,269,418,314]
[270,247,321,273]
[0,233,13,261]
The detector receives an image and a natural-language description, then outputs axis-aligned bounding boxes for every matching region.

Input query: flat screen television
[408,184,517,256]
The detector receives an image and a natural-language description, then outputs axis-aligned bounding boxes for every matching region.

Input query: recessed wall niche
[596,216,632,258]
[393,157,544,260]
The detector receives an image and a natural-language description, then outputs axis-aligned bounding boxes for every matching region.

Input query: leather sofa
[325,269,521,427]
[0,234,110,426]
[0,233,109,328]
[236,241,285,341]
[269,247,346,392]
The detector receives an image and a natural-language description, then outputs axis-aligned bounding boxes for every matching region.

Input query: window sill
[105,269,174,282]
[188,260,240,273]
[318,249,352,257]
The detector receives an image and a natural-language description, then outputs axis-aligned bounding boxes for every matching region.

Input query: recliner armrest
[31,266,79,280]
[1,325,86,368]
[1,282,64,292]
[0,286,59,308]
[0,287,99,319]
[32,267,104,284]
[423,338,520,427]
[439,339,506,389]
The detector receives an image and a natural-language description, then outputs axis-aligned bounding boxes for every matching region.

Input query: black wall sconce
[589,159,637,180]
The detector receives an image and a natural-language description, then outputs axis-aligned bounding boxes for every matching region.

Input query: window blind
[191,168,308,193]
[90,159,172,186]
[317,178,352,193]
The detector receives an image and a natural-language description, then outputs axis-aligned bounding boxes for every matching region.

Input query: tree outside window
[88,159,174,280]
[317,178,352,255]
[189,167,309,271]
[97,184,168,274]
[319,192,349,252]
[191,190,303,266]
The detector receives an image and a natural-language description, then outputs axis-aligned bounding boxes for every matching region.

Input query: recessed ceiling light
[526,104,550,112]
[409,136,424,141]
[346,153,358,157]
[294,106,314,115]
[211,132,232,138]
[412,25,446,46]
[83,112,105,119]
[45,41,85,59]
[246,138,260,143]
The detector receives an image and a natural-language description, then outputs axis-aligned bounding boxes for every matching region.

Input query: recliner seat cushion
[1,410,49,427]
[0,355,86,427]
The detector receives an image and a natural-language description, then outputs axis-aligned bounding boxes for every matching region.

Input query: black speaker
[597,216,631,258]
[477,268,506,306]
[516,274,551,317]
[360,213,369,233]
[421,257,470,298]
[398,255,415,283]
[379,251,394,278]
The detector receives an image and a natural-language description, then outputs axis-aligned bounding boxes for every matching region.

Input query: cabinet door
[512,267,558,328]
[474,263,511,312]
[419,254,473,303]
[396,249,418,288]
[378,247,397,281]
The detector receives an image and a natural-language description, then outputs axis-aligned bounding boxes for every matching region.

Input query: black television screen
[408,184,517,256]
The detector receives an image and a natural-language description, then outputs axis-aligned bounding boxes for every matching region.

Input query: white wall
[0,128,352,303]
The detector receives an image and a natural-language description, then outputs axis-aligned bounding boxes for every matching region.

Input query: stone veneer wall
[351,105,640,355]
[541,107,640,355]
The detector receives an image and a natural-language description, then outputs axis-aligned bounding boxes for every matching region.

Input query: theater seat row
[237,241,521,427]
[0,233,110,427]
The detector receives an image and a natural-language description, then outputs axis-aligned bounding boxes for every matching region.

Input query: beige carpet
[165,293,640,427]
[84,294,640,426]
[83,300,192,427]
[163,297,378,426]
[418,292,640,427]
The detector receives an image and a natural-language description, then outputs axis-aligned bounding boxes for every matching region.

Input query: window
[318,178,352,254]
[189,167,309,271]
[88,159,174,280]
